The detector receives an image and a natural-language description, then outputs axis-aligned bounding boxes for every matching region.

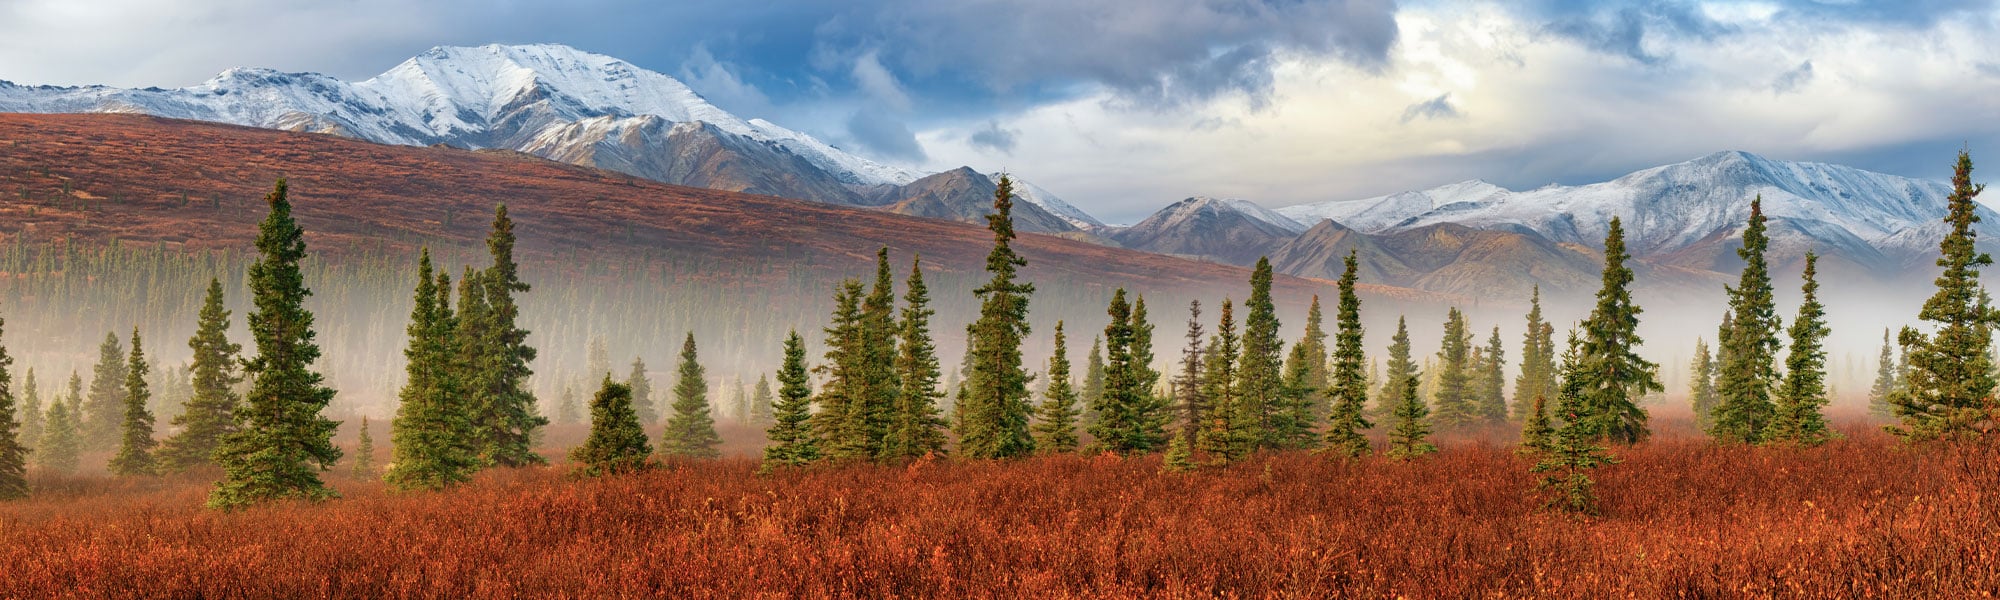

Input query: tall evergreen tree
[1432,308,1476,428]
[570,376,651,476]
[1769,253,1833,445]
[64,372,81,424]
[1164,302,1206,471]
[108,328,157,477]
[1323,251,1372,458]
[1518,394,1554,457]
[1378,317,1416,419]
[762,331,820,469]
[1890,151,1998,442]
[626,358,656,425]
[1867,329,1900,420]
[1574,217,1661,444]
[1237,257,1291,449]
[19,369,39,456]
[1536,332,1617,515]
[385,252,479,491]
[210,180,343,509]
[1713,197,1781,444]
[37,402,80,476]
[0,319,23,499]
[352,418,376,478]
[815,280,873,461]
[885,255,947,459]
[1511,286,1557,422]
[956,175,1037,458]
[1033,321,1083,454]
[159,279,244,472]
[857,248,902,458]
[1476,326,1508,425]
[83,331,127,451]
[1280,294,1330,450]
[1198,300,1249,463]
[1081,337,1106,426]
[555,385,583,425]
[749,376,775,426]
[659,333,722,458]
[471,205,547,467]
[1092,289,1168,454]
[1689,338,1720,430]
[1385,373,1435,460]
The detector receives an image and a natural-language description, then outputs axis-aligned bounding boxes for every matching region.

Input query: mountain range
[0,43,1980,299]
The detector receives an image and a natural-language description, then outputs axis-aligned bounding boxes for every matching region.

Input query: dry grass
[1,422,1994,598]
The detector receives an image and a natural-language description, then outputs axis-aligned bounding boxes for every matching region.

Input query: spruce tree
[858,248,902,458]
[83,331,127,451]
[1386,373,1435,460]
[762,331,820,470]
[660,333,722,458]
[1378,317,1415,419]
[385,251,479,491]
[1280,294,1329,450]
[1867,329,1899,420]
[1518,394,1553,457]
[1164,302,1206,471]
[1237,257,1291,449]
[1769,253,1833,445]
[1535,332,1616,514]
[1574,217,1661,444]
[885,255,947,459]
[1713,197,1781,444]
[1889,151,1998,441]
[955,175,1037,459]
[158,279,244,472]
[209,179,343,510]
[1476,326,1508,425]
[626,358,656,426]
[1689,338,1720,430]
[471,205,547,467]
[37,402,80,476]
[570,376,652,476]
[64,372,81,424]
[1032,321,1083,454]
[108,328,157,477]
[1432,308,1475,428]
[1082,337,1106,426]
[0,319,23,499]
[352,417,376,478]
[1092,289,1167,454]
[1511,286,1557,422]
[1196,299,1245,462]
[555,385,582,425]
[1323,251,1372,458]
[750,376,775,426]
[815,280,873,461]
[19,369,39,457]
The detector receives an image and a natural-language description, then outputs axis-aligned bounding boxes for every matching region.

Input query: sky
[1,0,1997,224]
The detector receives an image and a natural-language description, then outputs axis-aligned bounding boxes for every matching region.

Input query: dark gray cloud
[1400,93,1460,123]
[969,120,1020,154]
[846,109,927,162]
[1522,0,1995,64]
[1771,60,1815,94]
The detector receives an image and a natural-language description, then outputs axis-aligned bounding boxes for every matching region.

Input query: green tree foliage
[63,372,81,430]
[1386,374,1435,460]
[468,205,547,467]
[570,376,652,476]
[1536,333,1617,515]
[1770,253,1834,446]
[1323,252,1372,458]
[158,279,244,472]
[749,376,775,426]
[1867,329,1900,420]
[1280,294,1329,451]
[37,401,81,476]
[209,179,343,510]
[1511,286,1557,423]
[955,175,1038,459]
[1378,317,1416,419]
[1164,302,1206,471]
[0,318,23,499]
[659,333,722,459]
[83,331,127,452]
[1081,337,1106,426]
[1689,337,1720,430]
[626,358,656,426]
[108,328,158,477]
[1237,257,1292,449]
[856,248,902,458]
[1032,321,1083,454]
[1475,326,1508,425]
[385,251,479,491]
[1889,151,1999,442]
[1197,300,1248,463]
[885,255,948,459]
[1091,289,1167,455]
[1573,217,1661,444]
[352,417,376,478]
[19,369,39,457]
[815,280,873,461]
[1431,308,1475,428]
[1713,197,1781,444]
[762,330,820,470]
[555,385,582,426]
[1518,394,1553,457]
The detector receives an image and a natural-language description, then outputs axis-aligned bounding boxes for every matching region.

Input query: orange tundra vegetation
[0,421,1995,598]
